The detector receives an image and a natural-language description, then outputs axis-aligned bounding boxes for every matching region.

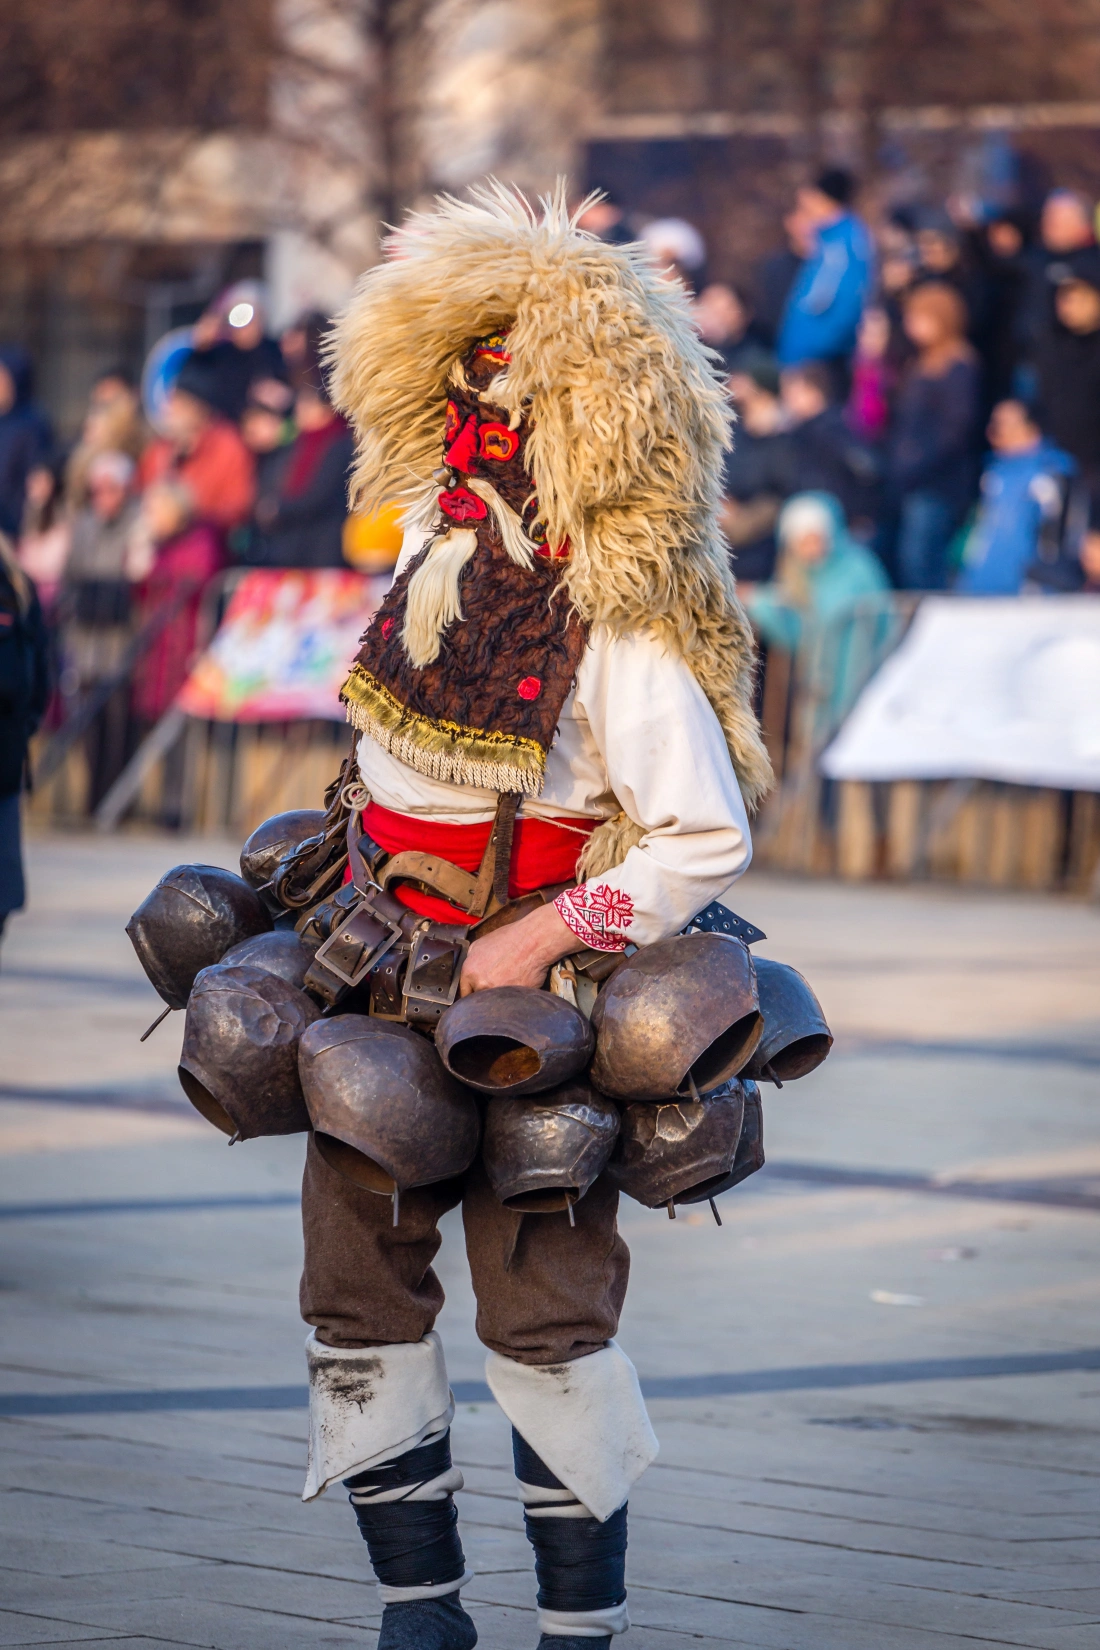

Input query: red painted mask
[438,331,561,554]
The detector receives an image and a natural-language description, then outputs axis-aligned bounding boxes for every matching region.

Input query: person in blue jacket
[956,399,1079,594]
[777,170,873,381]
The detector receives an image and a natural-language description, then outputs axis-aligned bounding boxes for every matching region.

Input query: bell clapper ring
[140,1005,173,1042]
[764,1061,784,1089]
[392,1187,400,1228]
[566,1198,576,1229]
[667,1199,677,1220]
[709,1198,723,1227]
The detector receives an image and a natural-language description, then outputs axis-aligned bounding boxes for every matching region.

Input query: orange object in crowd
[343,502,404,572]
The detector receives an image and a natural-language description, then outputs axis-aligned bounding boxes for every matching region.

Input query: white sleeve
[553,629,752,950]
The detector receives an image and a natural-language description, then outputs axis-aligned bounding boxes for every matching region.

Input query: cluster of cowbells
[126,810,832,1222]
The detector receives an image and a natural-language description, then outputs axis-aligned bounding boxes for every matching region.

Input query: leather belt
[293,785,575,1028]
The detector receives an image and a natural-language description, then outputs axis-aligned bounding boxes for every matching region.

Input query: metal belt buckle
[312,896,403,990]
[401,924,470,1024]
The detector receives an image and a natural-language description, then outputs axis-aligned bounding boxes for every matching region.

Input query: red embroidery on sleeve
[553,883,634,952]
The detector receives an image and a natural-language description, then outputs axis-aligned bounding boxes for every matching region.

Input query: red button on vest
[517,676,542,700]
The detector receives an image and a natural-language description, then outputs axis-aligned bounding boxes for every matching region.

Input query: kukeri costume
[127,188,831,1650]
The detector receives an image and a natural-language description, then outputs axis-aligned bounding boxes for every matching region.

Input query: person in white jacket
[300,185,772,1650]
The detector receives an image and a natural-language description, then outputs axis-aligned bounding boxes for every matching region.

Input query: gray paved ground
[1,830,1099,1648]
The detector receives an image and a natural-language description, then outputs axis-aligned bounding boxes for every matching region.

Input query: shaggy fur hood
[328,183,772,812]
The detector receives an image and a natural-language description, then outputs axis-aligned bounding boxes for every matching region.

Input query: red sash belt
[361,800,594,924]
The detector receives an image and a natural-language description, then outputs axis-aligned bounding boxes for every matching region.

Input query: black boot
[537,1639,611,1650]
[345,1430,477,1650]
[378,1596,477,1650]
[513,1428,626,1648]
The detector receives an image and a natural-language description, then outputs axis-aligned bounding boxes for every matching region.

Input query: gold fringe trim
[341,664,547,796]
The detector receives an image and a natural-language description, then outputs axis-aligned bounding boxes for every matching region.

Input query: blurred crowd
[581,169,1100,627]
[4,174,1100,906]
[0,286,375,824]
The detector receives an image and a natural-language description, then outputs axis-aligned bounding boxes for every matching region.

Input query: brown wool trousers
[300,1136,630,1366]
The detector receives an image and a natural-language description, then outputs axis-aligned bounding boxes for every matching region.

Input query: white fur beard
[400,528,479,667]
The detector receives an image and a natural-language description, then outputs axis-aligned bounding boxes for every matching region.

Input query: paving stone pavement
[1,831,1099,1648]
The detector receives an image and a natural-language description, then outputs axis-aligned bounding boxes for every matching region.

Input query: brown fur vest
[343,522,588,796]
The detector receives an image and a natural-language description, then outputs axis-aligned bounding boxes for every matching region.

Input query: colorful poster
[177,568,388,722]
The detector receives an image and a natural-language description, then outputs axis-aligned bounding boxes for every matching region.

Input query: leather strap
[492,793,521,906]
[467,880,574,939]
[466,792,521,918]
[378,850,481,911]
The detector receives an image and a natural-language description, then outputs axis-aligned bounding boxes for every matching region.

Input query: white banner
[821,596,1100,791]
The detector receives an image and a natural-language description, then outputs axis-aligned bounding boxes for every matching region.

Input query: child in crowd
[956,400,1080,594]
[742,490,893,737]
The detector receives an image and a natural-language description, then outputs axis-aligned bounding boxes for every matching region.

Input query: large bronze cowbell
[240,809,326,894]
[590,933,763,1101]
[436,986,594,1096]
[743,958,832,1085]
[178,962,321,1139]
[481,1080,620,1215]
[608,1080,747,1210]
[127,864,271,1011]
[298,1017,481,1216]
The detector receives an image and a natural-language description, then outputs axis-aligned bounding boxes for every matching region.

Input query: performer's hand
[460,900,582,995]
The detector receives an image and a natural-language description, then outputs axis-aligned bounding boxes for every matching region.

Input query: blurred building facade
[6,0,1100,434]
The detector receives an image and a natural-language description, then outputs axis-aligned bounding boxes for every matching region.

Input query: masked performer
[303,187,771,1650]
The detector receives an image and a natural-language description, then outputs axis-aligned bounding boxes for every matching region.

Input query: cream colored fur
[466,477,537,567]
[401,527,479,667]
[577,813,648,880]
[328,182,772,811]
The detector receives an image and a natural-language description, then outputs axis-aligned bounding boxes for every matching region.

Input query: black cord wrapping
[344,1433,466,1590]
[513,1430,627,1614]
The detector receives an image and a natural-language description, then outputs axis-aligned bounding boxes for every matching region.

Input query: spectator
[889,282,982,589]
[575,189,633,246]
[846,306,896,443]
[777,168,873,382]
[189,281,287,422]
[912,207,989,345]
[16,460,69,614]
[0,345,52,539]
[754,207,812,348]
[742,490,892,730]
[878,214,918,306]
[64,367,144,511]
[0,532,49,954]
[61,451,140,808]
[235,379,296,563]
[639,218,706,292]
[975,212,1031,407]
[249,364,352,568]
[1034,270,1100,499]
[693,283,768,373]
[138,355,255,534]
[1020,189,1100,352]
[280,310,329,391]
[721,354,796,584]
[129,481,224,733]
[781,360,880,527]
[956,399,1079,594]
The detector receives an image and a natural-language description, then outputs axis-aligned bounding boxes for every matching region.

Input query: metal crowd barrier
[27,579,1100,895]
